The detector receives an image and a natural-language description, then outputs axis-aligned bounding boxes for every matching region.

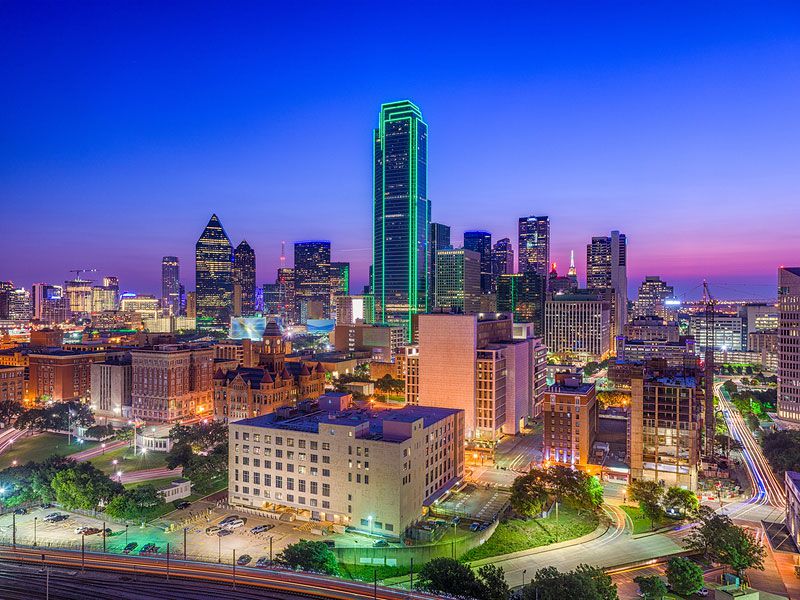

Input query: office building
[372,101,429,340]
[586,231,627,347]
[615,337,698,369]
[785,471,800,548]
[542,374,597,468]
[195,214,234,334]
[496,272,547,334]
[233,240,256,317]
[131,343,214,422]
[429,222,451,307]
[492,238,514,286]
[120,294,161,322]
[64,278,93,318]
[294,241,331,322]
[518,216,549,277]
[91,285,118,313]
[228,397,464,538]
[28,349,110,401]
[333,323,406,362]
[778,268,800,421]
[463,231,493,294]
[277,267,296,324]
[0,282,13,319]
[689,314,745,352]
[161,256,181,314]
[544,290,611,361]
[434,248,481,314]
[548,262,578,295]
[261,283,281,316]
[629,371,703,490]
[624,316,680,342]
[632,276,674,321]
[32,284,69,323]
[0,366,24,403]
[6,288,31,321]
[90,355,132,421]
[186,292,197,319]
[335,295,375,325]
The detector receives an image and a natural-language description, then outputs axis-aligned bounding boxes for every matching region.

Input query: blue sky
[1,1,798,299]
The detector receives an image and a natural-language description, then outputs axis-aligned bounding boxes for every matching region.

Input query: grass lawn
[621,505,675,534]
[460,505,599,562]
[123,477,177,490]
[89,445,168,474]
[339,563,410,582]
[0,432,99,469]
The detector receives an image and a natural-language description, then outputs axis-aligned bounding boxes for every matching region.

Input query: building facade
[544,291,611,361]
[463,231,493,294]
[233,240,257,317]
[161,256,181,315]
[778,267,800,421]
[28,350,109,401]
[195,214,234,334]
[518,216,549,278]
[542,375,597,468]
[434,249,481,314]
[586,231,627,345]
[429,222,451,307]
[294,241,332,322]
[0,366,24,403]
[90,355,132,421]
[632,276,674,321]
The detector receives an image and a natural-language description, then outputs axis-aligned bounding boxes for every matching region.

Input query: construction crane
[702,280,717,457]
[68,268,97,281]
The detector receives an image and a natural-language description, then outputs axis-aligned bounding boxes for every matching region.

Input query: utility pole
[81,534,85,573]
[12,513,16,549]
[409,558,413,592]
[183,527,187,560]
[166,543,170,580]
[102,521,106,553]
[232,549,236,589]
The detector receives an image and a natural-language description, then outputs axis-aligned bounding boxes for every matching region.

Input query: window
[264,474,271,486]
[242,457,249,466]
[276,437,283,445]
[254,434,260,442]
[322,483,330,497]
[287,451,295,460]
[310,454,318,463]
[253,458,260,468]
[287,438,294,447]
[322,443,330,451]
[322,469,330,477]
[275,449,283,458]
[298,440,306,449]
[243,432,249,441]
[275,476,283,488]
[310,481,318,494]
[310,441,318,450]
[322,456,330,464]
[385,523,394,532]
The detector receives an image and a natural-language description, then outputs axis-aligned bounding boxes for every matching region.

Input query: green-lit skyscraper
[195,214,234,334]
[372,100,429,339]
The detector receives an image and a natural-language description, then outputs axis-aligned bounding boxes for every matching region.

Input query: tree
[665,557,704,596]
[50,462,122,511]
[663,487,699,517]
[476,565,509,600]
[716,525,766,579]
[510,472,549,517]
[105,485,165,521]
[417,558,487,599]
[762,430,800,475]
[276,540,339,575]
[627,480,664,528]
[633,575,667,600]
[0,400,23,425]
[722,380,738,394]
[520,564,618,600]
[686,506,733,560]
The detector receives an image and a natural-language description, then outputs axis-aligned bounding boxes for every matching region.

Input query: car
[122,542,138,554]
[236,554,252,566]
[174,501,191,510]
[372,539,388,548]
[250,524,274,534]
[103,528,113,535]
[219,515,240,525]
[205,525,222,535]
[222,518,245,530]
[49,514,68,523]
[74,526,90,535]
[255,557,270,567]
[13,508,27,515]
[217,529,233,537]
[44,512,63,522]
[40,503,53,509]
[84,528,101,536]
[469,522,480,532]
[140,543,159,555]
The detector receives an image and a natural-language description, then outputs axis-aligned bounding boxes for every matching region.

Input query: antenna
[280,241,286,265]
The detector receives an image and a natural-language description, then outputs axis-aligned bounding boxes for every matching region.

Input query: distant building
[120,295,161,323]
[277,267,296,324]
[28,349,111,401]
[30,329,62,347]
[90,355,132,421]
[785,471,800,548]
[334,295,375,325]
[429,222,451,307]
[294,241,332,322]
[32,283,69,324]
[497,272,547,335]
[491,238,514,287]
[615,337,698,369]
[632,276,674,321]
[161,256,181,315]
[186,292,196,319]
[542,375,597,468]
[228,399,464,538]
[195,214,234,334]
[329,262,350,314]
[548,262,578,295]
[689,314,745,352]
[778,268,800,421]
[0,366,24,403]
[233,240,257,317]
[261,283,281,316]
[64,279,93,318]
[6,288,31,321]
[463,231,493,294]
[435,248,481,314]
[624,316,680,342]
[518,216,549,278]
[333,322,406,362]
[586,231,627,346]
[545,290,611,361]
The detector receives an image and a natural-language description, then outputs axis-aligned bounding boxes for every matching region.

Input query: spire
[567,250,577,277]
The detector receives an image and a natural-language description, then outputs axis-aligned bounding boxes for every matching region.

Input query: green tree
[665,557,704,596]
[105,485,165,521]
[633,575,667,600]
[476,564,509,600]
[521,564,618,600]
[50,463,122,510]
[716,525,766,579]
[417,558,488,599]
[510,472,549,517]
[628,480,664,529]
[686,506,733,560]
[663,487,699,517]
[722,380,738,394]
[276,540,339,575]
[762,430,800,475]
[0,401,23,425]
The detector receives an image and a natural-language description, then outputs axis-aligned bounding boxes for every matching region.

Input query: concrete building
[429,222,451,308]
[333,323,406,362]
[632,276,675,321]
[629,372,703,490]
[624,316,680,342]
[616,337,698,368]
[785,471,800,548]
[586,231,627,345]
[335,295,375,325]
[131,344,214,423]
[28,349,110,401]
[0,366,24,403]
[434,248,481,314]
[518,216,550,278]
[778,268,800,421]
[542,375,597,468]
[689,314,745,352]
[90,355,132,421]
[544,290,611,362]
[411,313,546,439]
[228,397,464,538]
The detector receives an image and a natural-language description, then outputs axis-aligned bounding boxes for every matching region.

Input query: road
[118,466,183,484]
[0,545,438,600]
[69,440,128,462]
[0,428,26,455]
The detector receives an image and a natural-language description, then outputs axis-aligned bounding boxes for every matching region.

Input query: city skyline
[3,3,798,299]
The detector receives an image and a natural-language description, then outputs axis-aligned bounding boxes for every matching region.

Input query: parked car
[255,556,270,567]
[372,539,388,548]
[250,524,274,534]
[140,543,159,555]
[696,589,709,597]
[205,525,222,535]
[222,518,245,530]
[48,514,68,523]
[469,522,480,532]
[103,528,113,535]
[40,503,53,509]
[219,515,240,525]
[122,542,138,554]
[236,554,252,566]
[74,526,90,535]
[13,508,27,515]
[174,501,191,510]
[84,528,101,536]
[44,512,63,523]
[217,529,233,537]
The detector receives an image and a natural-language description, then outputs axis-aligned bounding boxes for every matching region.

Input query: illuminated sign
[229,317,267,341]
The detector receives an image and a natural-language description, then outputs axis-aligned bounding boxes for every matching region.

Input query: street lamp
[522,568,527,587]
[101,442,106,455]
[116,471,123,482]
[367,515,373,537]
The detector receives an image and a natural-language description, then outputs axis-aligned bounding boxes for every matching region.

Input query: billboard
[306,319,335,334]
[229,317,267,341]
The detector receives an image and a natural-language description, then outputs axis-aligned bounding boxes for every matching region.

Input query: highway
[0,545,438,600]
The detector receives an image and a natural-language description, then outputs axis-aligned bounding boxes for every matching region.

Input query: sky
[1,1,799,301]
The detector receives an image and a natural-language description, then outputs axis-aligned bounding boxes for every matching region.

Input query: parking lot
[434,484,510,521]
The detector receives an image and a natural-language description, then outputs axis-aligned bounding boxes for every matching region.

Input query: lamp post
[101,442,106,455]
[368,515,373,537]
[522,569,527,587]
[125,524,129,547]
[116,470,123,483]
[34,517,37,547]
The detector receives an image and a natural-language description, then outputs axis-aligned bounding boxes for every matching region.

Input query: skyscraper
[195,214,234,334]
[497,272,547,334]
[294,241,331,322]
[372,100,429,339]
[778,267,800,422]
[435,248,481,314]
[161,256,181,314]
[429,222,451,307]
[277,267,296,324]
[586,230,628,343]
[518,216,550,278]
[233,240,256,317]
[492,238,514,290]
[632,276,674,321]
[463,231,493,294]
[330,262,350,321]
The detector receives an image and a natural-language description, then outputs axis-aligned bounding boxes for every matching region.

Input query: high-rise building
[632,276,674,321]
[294,241,332,322]
[233,240,257,317]
[429,222,451,307]
[586,231,628,344]
[0,282,13,319]
[261,283,281,315]
[497,272,547,334]
[195,214,234,334]
[90,355,132,421]
[434,249,481,314]
[32,283,69,323]
[463,231,493,294]
[335,295,375,325]
[545,290,611,361]
[7,288,31,321]
[277,267,296,324]
[567,250,578,288]
[689,314,745,352]
[64,278,93,318]
[518,216,550,277]
[330,262,350,320]
[161,256,181,314]
[186,292,196,319]
[778,268,800,421]
[91,285,118,313]
[372,101,429,340]
[543,375,597,468]
[492,238,514,289]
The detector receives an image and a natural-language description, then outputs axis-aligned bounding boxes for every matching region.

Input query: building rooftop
[650,375,697,387]
[786,471,800,493]
[549,381,595,395]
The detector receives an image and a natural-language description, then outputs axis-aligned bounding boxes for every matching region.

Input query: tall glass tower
[195,214,233,334]
[372,100,429,339]
[294,241,331,322]
[233,240,256,316]
[518,216,550,278]
[161,256,180,314]
[463,230,493,293]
